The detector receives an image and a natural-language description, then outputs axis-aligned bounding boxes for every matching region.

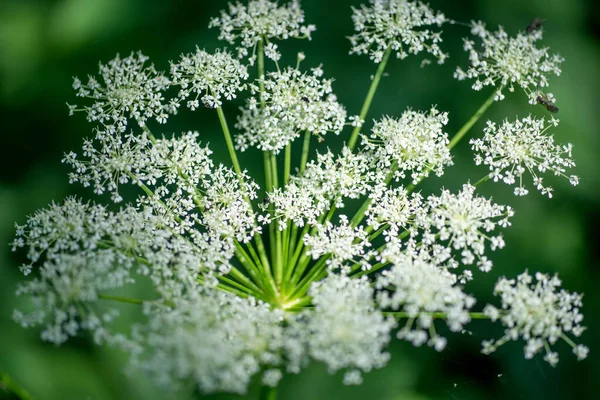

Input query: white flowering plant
[11,0,588,398]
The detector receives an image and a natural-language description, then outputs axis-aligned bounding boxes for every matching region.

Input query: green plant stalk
[347,47,392,150]
[0,371,35,400]
[448,89,497,150]
[383,311,490,320]
[259,385,277,400]
[98,294,144,305]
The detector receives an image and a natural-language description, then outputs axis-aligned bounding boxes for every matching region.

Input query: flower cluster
[423,184,512,272]
[293,275,394,385]
[454,21,564,103]
[171,48,249,109]
[236,65,346,153]
[471,116,578,197]
[364,108,453,183]
[349,0,448,63]
[69,51,176,131]
[134,288,286,394]
[209,0,316,61]
[376,252,475,351]
[483,272,588,366]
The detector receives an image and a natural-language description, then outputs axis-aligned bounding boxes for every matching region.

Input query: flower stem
[448,89,497,150]
[348,47,392,151]
[299,130,311,174]
[259,385,277,400]
[216,106,243,177]
[98,294,144,305]
[0,371,34,400]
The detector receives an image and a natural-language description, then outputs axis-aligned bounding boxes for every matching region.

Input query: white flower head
[454,21,564,104]
[482,272,588,366]
[471,116,578,197]
[376,252,475,350]
[170,48,249,109]
[135,288,285,394]
[422,184,513,271]
[349,0,449,63]
[364,108,453,183]
[209,0,316,61]
[70,51,176,131]
[236,65,347,153]
[291,274,394,385]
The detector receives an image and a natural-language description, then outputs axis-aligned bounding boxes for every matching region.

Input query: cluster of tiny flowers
[482,272,588,366]
[69,51,177,131]
[364,108,453,183]
[12,198,139,344]
[291,274,394,385]
[471,116,578,197]
[134,287,286,394]
[236,65,346,153]
[454,21,564,103]
[304,215,372,272]
[209,0,315,61]
[171,48,248,109]
[349,0,448,63]
[423,184,512,272]
[376,252,475,351]
[366,187,425,236]
[268,147,381,229]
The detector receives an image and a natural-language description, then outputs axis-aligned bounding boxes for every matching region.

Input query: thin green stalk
[215,106,243,177]
[474,174,491,187]
[284,142,291,185]
[0,371,35,400]
[299,130,311,174]
[348,47,392,150]
[98,294,144,305]
[448,89,497,150]
[383,311,490,319]
[259,385,277,400]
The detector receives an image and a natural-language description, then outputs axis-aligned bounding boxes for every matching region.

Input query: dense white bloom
[482,272,588,366]
[376,252,475,350]
[135,288,285,394]
[236,65,347,153]
[170,48,248,109]
[69,51,176,131]
[292,275,394,385]
[268,147,381,229]
[471,116,578,197]
[209,0,316,61]
[63,130,213,203]
[423,184,512,271]
[454,21,564,103]
[304,215,371,272]
[349,0,448,63]
[364,108,453,183]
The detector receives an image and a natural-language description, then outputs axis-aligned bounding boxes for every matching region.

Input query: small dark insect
[261,196,271,206]
[526,18,547,34]
[537,94,559,113]
[301,96,310,103]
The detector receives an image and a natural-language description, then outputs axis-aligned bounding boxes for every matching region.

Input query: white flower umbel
[304,215,371,272]
[376,252,475,351]
[349,0,448,63]
[12,0,588,396]
[69,51,176,131]
[268,147,380,229]
[236,65,346,153]
[454,21,564,103]
[293,274,394,385]
[482,272,588,366]
[136,288,285,394]
[170,48,249,109]
[209,0,316,61]
[364,108,453,183]
[471,116,578,197]
[423,184,513,271]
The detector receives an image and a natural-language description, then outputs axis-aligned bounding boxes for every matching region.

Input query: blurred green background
[1,0,599,399]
